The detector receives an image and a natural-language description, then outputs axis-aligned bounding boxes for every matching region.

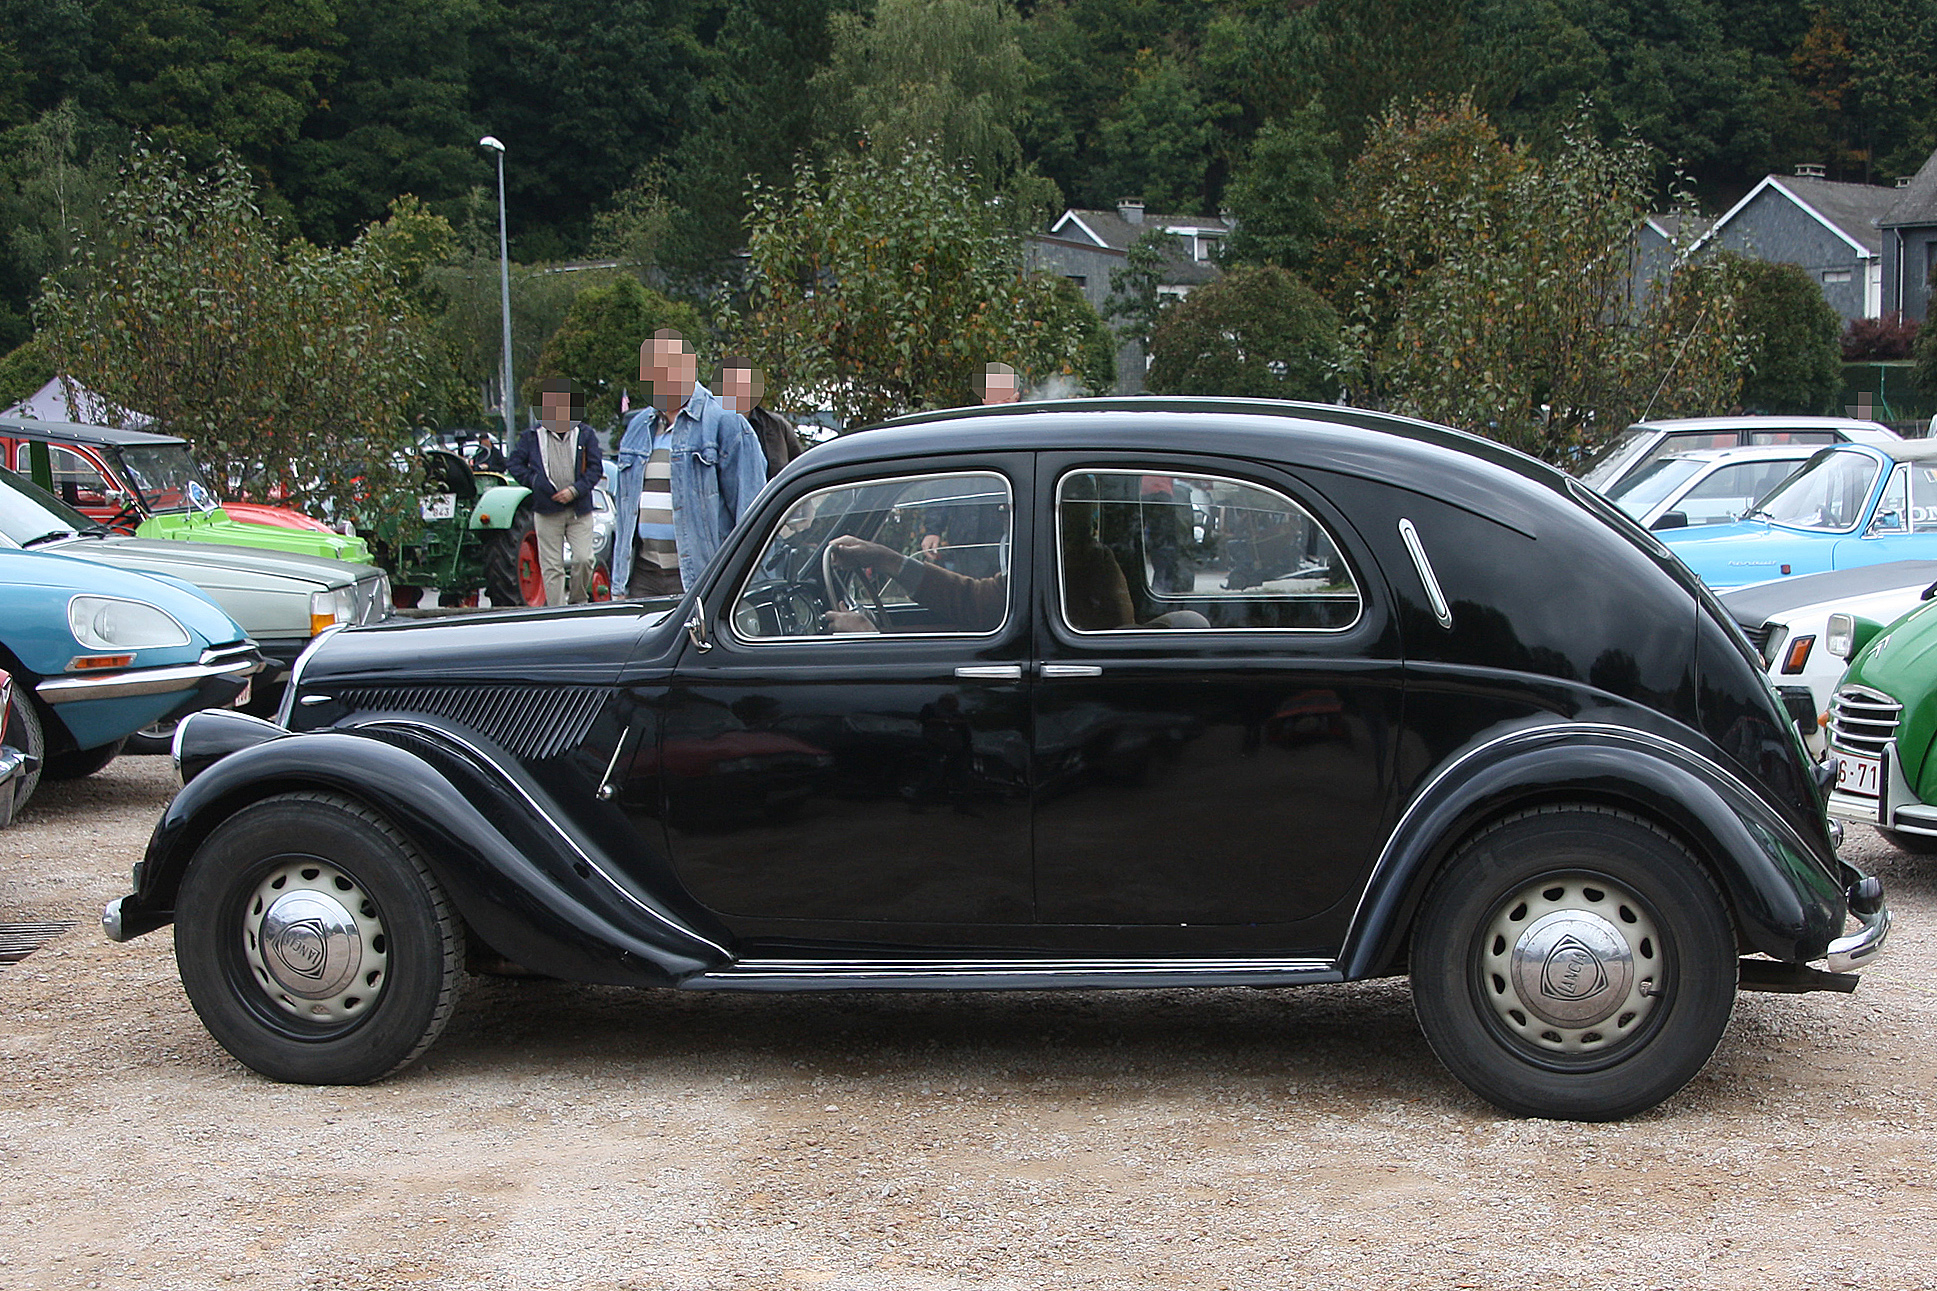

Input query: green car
[1824,595,1937,852]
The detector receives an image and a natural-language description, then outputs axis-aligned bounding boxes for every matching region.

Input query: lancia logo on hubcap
[1539,934,1608,1001]
[269,918,331,980]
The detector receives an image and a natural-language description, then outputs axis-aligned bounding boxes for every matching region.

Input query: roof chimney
[1117,198,1144,225]
[1794,162,1827,179]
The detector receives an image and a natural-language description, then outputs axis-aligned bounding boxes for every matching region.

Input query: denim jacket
[607,383,769,591]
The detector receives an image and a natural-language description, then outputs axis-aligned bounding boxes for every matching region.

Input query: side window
[730,471,1012,640]
[1057,470,1359,632]
[1909,462,1937,532]
[1748,430,1838,446]
[49,447,110,509]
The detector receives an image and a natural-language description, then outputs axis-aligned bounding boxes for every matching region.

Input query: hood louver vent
[338,685,606,760]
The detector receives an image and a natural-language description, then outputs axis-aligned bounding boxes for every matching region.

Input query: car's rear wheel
[174,792,464,1084]
[42,736,126,780]
[1411,806,1735,1121]
[483,501,539,606]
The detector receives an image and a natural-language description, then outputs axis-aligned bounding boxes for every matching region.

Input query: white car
[1717,559,1937,754]
[1602,444,1819,530]
[1579,415,1900,496]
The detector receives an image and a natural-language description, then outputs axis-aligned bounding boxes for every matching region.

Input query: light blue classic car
[0,546,260,818]
[1658,440,1937,591]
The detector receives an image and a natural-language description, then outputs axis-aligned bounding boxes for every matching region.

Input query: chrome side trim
[1397,517,1452,628]
[36,650,260,704]
[353,717,728,957]
[690,955,1339,991]
[278,623,346,726]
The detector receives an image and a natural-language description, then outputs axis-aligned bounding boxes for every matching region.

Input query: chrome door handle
[1040,664,1102,677]
[955,665,1022,680]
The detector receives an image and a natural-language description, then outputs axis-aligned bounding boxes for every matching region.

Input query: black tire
[1410,806,1736,1121]
[127,721,176,756]
[5,683,45,816]
[42,736,126,780]
[483,500,538,607]
[174,791,465,1084]
[1877,826,1937,855]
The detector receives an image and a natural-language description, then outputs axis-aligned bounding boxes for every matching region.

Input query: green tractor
[378,449,614,607]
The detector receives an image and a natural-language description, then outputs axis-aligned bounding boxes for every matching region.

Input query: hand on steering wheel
[822,536,894,632]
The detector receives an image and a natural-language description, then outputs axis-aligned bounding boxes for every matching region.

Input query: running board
[685,956,1342,992]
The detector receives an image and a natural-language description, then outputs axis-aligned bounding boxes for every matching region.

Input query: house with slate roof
[1881,151,1937,323]
[1695,165,1899,322]
[1027,199,1233,393]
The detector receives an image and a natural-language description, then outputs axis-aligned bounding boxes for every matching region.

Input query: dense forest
[2,0,1934,352]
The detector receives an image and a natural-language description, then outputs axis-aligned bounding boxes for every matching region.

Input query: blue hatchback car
[1658,440,1937,590]
[1,546,260,819]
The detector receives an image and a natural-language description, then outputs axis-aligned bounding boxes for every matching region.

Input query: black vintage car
[106,400,1889,1120]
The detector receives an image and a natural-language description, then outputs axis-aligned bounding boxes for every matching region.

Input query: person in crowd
[469,432,507,473]
[506,380,602,605]
[978,362,1020,405]
[608,330,767,598]
[718,357,805,480]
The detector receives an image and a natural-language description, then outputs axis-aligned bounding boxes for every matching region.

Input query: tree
[1090,52,1216,214]
[1220,102,1334,270]
[1103,229,1180,352]
[1728,258,1842,413]
[738,145,1093,426]
[526,276,705,431]
[35,147,447,530]
[0,337,51,410]
[1145,265,1338,400]
[0,103,122,349]
[1333,104,1747,463]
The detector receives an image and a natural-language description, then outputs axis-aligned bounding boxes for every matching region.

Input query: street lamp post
[479,135,516,444]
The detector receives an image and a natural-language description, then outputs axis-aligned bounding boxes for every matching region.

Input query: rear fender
[127,725,727,986]
[469,485,531,530]
[1340,723,1847,978]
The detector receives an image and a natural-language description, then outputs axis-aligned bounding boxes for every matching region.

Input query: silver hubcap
[242,861,387,1024]
[1481,874,1664,1055]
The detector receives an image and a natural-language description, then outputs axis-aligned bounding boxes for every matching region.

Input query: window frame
[1052,466,1365,637]
[724,467,1018,646]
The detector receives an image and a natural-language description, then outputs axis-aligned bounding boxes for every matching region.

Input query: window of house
[1055,470,1359,632]
[1822,269,1852,284]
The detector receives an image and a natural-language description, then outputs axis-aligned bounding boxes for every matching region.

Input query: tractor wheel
[483,502,542,606]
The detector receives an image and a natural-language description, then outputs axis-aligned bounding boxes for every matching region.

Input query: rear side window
[1056,470,1359,632]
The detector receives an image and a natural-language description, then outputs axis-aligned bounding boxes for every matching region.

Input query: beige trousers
[533,508,596,605]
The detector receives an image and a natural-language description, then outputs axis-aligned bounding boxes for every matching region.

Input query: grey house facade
[1026,200,1231,394]
[1696,168,1897,322]
[1881,150,1937,323]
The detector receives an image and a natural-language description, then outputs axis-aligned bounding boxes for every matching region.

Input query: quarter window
[1056,470,1359,631]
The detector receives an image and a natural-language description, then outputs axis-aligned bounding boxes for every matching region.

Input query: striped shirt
[636,418,679,571]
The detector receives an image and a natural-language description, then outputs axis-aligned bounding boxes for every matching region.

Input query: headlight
[67,596,191,651]
[309,586,356,635]
[1826,613,1855,659]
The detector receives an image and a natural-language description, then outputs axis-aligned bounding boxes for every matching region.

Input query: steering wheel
[821,539,889,632]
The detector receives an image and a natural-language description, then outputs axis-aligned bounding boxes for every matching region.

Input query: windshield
[1578,429,1655,490]
[1604,456,1707,518]
[116,443,215,512]
[1752,449,1881,531]
[0,466,104,546]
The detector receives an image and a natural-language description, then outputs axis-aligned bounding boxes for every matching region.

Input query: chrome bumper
[1826,901,1890,973]
[36,646,262,705]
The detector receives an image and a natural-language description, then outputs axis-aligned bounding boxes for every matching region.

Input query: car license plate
[1837,752,1881,797]
[421,494,456,521]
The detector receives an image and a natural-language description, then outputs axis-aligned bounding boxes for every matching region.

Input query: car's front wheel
[1411,806,1736,1121]
[174,791,464,1084]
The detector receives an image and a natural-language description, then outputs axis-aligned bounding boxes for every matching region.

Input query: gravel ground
[2,756,1934,1290]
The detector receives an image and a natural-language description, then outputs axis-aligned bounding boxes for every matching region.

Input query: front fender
[122,727,729,987]
[469,485,531,529]
[1340,723,1848,978]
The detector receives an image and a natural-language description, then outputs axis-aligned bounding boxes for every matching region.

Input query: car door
[1029,455,1404,952]
[1839,459,1937,567]
[658,454,1036,942]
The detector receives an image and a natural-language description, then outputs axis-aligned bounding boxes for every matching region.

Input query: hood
[295,601,673,691]
[1657,521,1837,589]
[38,533,369,592]
[1719,559,1937,625]
[0,547,246,676]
